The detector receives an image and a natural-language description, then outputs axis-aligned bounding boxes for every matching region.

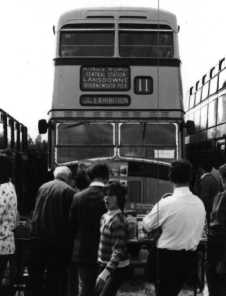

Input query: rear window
[60,31,114,57]
[119,31,173,58]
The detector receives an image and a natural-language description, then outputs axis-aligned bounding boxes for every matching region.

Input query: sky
[0,0,225,139]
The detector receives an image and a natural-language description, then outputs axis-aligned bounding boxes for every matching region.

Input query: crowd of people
[1,154,226,296]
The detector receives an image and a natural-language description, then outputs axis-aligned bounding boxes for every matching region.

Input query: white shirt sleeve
[143,200,164,233]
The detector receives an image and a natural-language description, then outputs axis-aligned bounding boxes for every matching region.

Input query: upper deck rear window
[119,31,173,58]
[60,31,114,57]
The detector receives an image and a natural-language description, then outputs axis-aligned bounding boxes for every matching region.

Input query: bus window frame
[16,123,21,151]
[0,111,6,149]
[200,104,208,130]
[55,121,116,163]
[9,118,15,148]
[59,28,115,58]
[201,81,209,101]
[209,75,219,96]
[58,25,175,59]
[208,98,218,128]
[217,94,226,124]
[195,87,202,105]
[219,67,226,90]
[118,122,178,160]
[189,92,195,109]
[118,28,174,58]
[21,126,28,151]
[194,109,201,131]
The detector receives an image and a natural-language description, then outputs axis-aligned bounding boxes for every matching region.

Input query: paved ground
[118,282,209,296]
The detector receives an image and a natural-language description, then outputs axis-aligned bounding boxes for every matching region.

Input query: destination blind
[81,66,130,90]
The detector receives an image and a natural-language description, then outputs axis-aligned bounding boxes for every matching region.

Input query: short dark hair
[75,169,90,190]
[87,162,110,181]
[200,161,213,172]
[105,181,127,211]
[0,154,12,184]
[169,159,192,184]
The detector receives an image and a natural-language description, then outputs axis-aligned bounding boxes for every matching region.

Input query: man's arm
[142,201,164,233]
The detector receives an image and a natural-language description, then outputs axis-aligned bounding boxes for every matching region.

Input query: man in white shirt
[143,159,206,296]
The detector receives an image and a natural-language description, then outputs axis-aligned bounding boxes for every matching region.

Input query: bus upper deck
[185,57,226,167]
[51,7,183,112]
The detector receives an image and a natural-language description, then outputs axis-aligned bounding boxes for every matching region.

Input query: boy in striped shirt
[96,181,129,296]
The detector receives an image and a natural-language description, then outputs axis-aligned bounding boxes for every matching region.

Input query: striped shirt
[98,209,129,271]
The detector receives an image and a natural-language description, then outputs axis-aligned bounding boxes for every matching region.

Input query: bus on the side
[185,57,226,169]
[0,108,28,213]
[39,7,186,214]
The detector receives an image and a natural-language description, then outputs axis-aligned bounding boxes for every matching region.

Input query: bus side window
[200,105,208,130]
[202,81,209,101]
[209,76,218,95]
[217,95,226,124]
[219,68,226,90]
[208,99,217,128]
[0,113,5,149]
[189,92,195,109]
[194,109,201,131]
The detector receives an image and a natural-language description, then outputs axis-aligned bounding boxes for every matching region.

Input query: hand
[95,268,111,294]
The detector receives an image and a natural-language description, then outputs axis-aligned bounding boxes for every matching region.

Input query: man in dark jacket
[207,164,226,296]
[70,162,109,296]
[29,166,75,296]
[198,162,223,225]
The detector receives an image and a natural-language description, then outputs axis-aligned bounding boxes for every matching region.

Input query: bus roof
[57,7,178,31]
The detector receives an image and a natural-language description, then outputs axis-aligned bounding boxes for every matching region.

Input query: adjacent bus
[39,7,186,213]
[185,57,226,168]
[0,109,28,213]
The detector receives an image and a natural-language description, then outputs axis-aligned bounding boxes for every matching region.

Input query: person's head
[0,154,12,184]
[53,166,72,185]
[200,161,213,173]
[87,162,110,184]
[104,181,127,211]
[219,164,226,183]
[75,169,90,190]
[169,159,192,186]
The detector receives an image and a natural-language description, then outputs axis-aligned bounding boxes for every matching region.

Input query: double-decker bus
[0,109,28,213]
[185,57,226,169]
[39,7,186,213]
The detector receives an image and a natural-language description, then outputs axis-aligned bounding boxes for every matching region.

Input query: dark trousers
[28,239,72,296]
[206,240,226,296]
[0,255,10,291]
[97,265,129,296]
[78,263,98,296]
[155,249,196,296]
[0,255,10,281]
[0,255,14,296]
[67,262,78,296]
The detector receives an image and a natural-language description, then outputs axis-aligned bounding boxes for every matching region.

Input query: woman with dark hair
[0,154,17,292]
[96,181,129,296]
